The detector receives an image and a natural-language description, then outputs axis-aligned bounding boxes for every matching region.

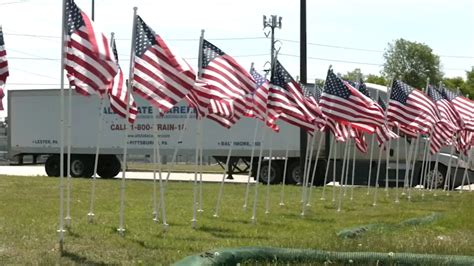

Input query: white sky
[1,0,473,117]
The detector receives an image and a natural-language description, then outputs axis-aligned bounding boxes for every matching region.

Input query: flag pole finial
[250,62,254,72]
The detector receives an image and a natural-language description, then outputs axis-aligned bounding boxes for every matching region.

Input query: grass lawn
[0,175,473,264]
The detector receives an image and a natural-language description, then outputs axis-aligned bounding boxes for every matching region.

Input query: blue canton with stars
[201,39,225,68]
[134,16,157,58]
[270,61,296,91]
[65,0,85,36]
[323,70,351,99]
[313,84,322,102]
[439,86,459,101]
[390,80,414,105]
[250,69,267,88]
[427,85,443,102]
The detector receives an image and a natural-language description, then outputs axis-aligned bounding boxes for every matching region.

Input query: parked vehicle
[7,84,473,188]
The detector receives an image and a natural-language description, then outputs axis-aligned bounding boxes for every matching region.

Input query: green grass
[0,175,473,264]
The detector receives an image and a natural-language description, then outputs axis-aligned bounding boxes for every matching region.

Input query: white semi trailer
[7,84,473,188]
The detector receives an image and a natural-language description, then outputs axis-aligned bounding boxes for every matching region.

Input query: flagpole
[394,128,401,203]
[306,132,324,206]
[279,138,290,206]
[337,136,350,212]
[300,131,311,203]
[117,6,138,236]
[152,108,167,230]
[403,138,415,200]
[213,130,235,218]
[165,111,191,182]
[350,139,356,201]
[444,138,456,195]
[366,92,379,195]
[459,152,471,192]
[420,138,430,197]
[320,135,334,200]
[243,119,259,210]
[450,146,461,191]
[65,83,73,227]
[407,135,421,199]
[191,114,200,228]
[58,0,67,253]
[372,145,384,206]
[331,140,338,202]
[198,118,204,212]
[301,126,318,216]
[87,97,104,222]
[264,131,274,215]
[243,63,260,210]
[152,109,159,222]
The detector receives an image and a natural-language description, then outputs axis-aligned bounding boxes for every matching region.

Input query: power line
[5,31,473,59]
[10,67,59,80]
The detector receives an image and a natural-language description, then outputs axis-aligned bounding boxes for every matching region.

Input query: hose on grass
[337,213,441,239]
[173,246,474,265]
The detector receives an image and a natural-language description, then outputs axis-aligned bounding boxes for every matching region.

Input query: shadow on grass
[61,250,107,265]
[198,225,269,240]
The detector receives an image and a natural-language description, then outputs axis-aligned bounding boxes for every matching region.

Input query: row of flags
[1,0,474,158]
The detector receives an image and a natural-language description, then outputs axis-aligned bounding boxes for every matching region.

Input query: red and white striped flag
[248,68,280,132]
[268,61,316,132]
[132,16,195,113]
[198,39,256,125]
[107,37,138,124]
[387,80,437,135]
[0,27,9,111]
[64,0,118,96]
[440,86,474,131]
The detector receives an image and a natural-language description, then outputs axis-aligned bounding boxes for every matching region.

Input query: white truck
[7,84,473,188]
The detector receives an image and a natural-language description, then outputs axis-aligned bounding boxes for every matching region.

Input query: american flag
[320,70,386,134]
[199,39,255,122]
[132,16,195,114]
[0,27,9,111]
[107,37,138,123]
[247,68,280,131]
[440,86,474,131]
[387,80,437,135]
[64,0,117,96]
[268,60,316,132]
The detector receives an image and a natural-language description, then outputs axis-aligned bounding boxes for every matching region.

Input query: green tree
[341,68,364,81]
[460,67,474,98]
[365,74,387,86]
[382,38,443,88]
[443,76,465,91]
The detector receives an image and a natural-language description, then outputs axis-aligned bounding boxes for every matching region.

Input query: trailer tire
[425,163,447,189]
[97,155,121,179]
[287,161,302,184]
[45,155,60,177]
[68,155,94,178]
[259,161,282,184]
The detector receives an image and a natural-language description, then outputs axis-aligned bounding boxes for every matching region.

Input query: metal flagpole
[306,132,324,206]
[343,139,352,198]
[450,149,461,191]
[213,131,235,218]
[117,6,138,236]
[350,140,356,201]
[407,135,421,199]
[420,139,430,197]
[460,152,472,193]
[384,138,391,197]
[279,139,290,206]
[165,111,191,182]
[58,0,67,253]
[394,128,401,203]
[403,137,415,200]
[88,98,104,222]
[251,121,267,224]
[197,119,204,212]
[372,145,384,206]
[191,115,201,228]
[264,131,274,214]
[320,135,334,200]
[153,111,167,230]
[337,137,350,212]
[151,109,159,222]
[444,136,456,195]
[65,83,72,227]
[331,139,338,202]
[300,131,311,202]
[366,92,379,195]
[301,126,318,216]
[242,121,258,208]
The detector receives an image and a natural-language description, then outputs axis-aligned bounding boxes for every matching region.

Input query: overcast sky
[0,0,473,117]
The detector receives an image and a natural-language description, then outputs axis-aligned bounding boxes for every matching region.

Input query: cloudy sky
[1,0,473,117]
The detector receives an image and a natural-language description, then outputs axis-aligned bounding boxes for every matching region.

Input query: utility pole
[300,0,308,183]
[263,15,282,69]
[91,0,95,21]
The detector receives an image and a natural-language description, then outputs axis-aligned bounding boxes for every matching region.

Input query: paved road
[1,165,473,190]
[0,165,254,184]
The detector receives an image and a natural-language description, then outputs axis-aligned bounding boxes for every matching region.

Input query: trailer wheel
[287,161,302,184]
[425,164,447,189]
[45,155,60,177]
[97,155,121,179]
[67,155,94,178]
[259,161,282,184]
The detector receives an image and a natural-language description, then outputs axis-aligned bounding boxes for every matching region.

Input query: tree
[443,76,465,91]
[382,38,443,88]
[365,74,387,86]
[461,67,474,98]
[341,68,364,81]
